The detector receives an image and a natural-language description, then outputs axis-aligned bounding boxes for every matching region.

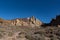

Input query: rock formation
[50,15,60,26]
[0,16,42,27]
[41,15,60,27]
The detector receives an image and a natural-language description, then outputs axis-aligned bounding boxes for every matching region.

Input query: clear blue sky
[0,0,60,23]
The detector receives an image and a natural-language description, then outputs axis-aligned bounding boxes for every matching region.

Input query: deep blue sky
[0,0,60,23]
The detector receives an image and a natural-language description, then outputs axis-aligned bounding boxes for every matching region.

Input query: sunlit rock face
[11,19,29,27]
[10,16,42,27]
[29,16,42,27]
[0,16,42,28]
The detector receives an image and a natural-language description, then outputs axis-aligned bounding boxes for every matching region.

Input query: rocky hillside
[0,16,60,40]
[0,16,42,27]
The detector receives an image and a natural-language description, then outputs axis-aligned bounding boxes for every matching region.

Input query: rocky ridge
[0,16,42,27]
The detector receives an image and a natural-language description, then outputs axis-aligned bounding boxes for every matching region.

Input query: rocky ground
[0,25,60,40]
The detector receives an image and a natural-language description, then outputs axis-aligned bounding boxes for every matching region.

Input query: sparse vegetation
[8,32,13,37]
[0,33,3,39]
